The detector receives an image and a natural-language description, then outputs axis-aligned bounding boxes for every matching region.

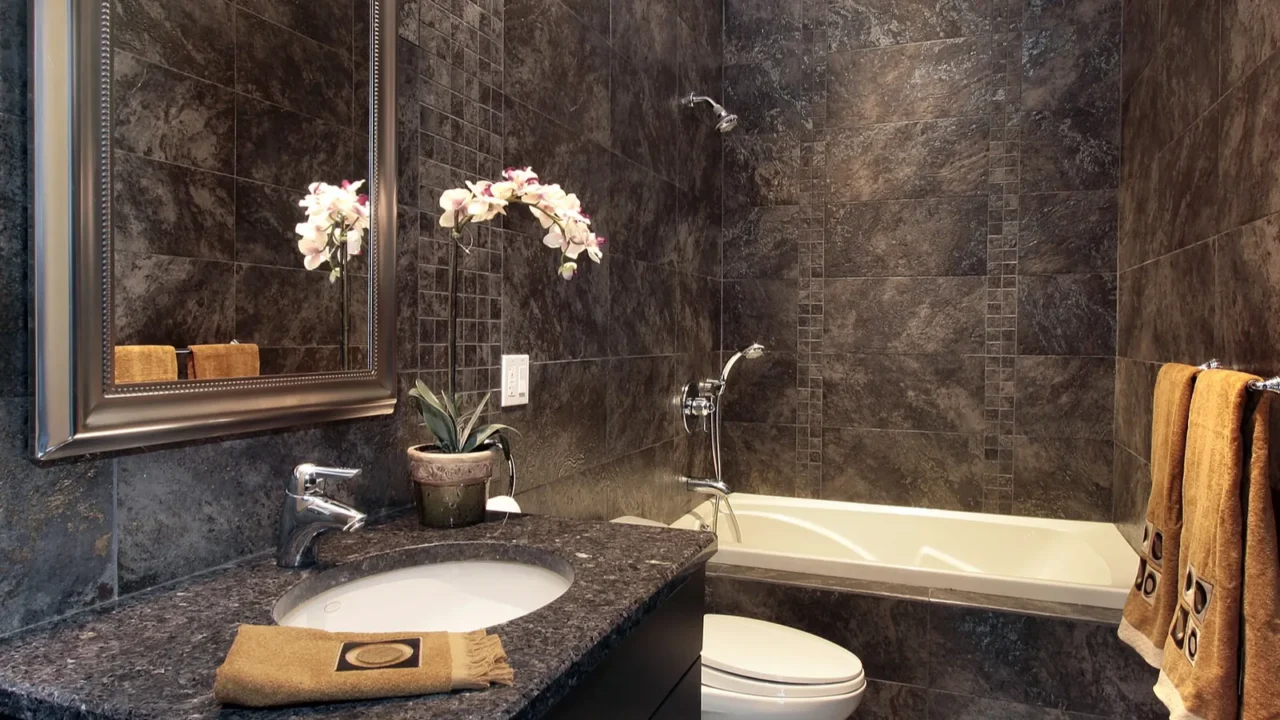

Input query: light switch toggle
[501,355,530,407]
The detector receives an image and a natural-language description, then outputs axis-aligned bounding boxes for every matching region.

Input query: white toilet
[609,517,866,718]
[700,614,866,719]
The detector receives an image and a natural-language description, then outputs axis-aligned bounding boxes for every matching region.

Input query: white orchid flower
[463,180,508,222]
[503,166,540,189]
[490,181,518,201]
[298,231,331,269]
[438,187,472,228]
[346,229,364,256]
[542,227,567,251]
[585,233,605,263]
[434,168,603,280]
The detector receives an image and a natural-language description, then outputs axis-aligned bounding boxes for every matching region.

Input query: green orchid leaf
[459,393,491,451]
[409,380,462,451]
[416,401,459,452]
[441,391,461,426]
[411,379,449,417]
[464,423,520,453]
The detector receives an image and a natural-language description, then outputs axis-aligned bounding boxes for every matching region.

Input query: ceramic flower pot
[406,444,496,528]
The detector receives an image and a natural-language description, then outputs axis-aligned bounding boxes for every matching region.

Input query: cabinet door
[545,567,705,720]
[651,659,701,720]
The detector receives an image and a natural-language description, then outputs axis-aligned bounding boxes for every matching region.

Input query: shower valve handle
[681,391,715,434]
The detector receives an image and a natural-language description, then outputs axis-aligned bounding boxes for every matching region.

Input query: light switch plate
[500,354,530,407]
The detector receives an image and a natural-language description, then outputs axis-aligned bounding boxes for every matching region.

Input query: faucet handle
[289,464,362,496]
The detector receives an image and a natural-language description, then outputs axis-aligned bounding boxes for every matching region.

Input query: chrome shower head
[719,343,766,386]
[684,93,740,133]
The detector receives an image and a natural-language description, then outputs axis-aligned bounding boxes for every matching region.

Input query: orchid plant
[296,180,370,282]
[408,380,516,454]
[438,167,605,279]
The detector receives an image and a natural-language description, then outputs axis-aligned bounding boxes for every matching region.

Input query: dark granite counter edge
[0,515,718,720]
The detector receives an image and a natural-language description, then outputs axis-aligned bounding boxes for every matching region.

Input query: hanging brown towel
[187,343,260,380]
[1154,370,1279,720]
[1118,363,1202,667]
[214,625,514,708]
[1239,388,1279,720]
[113,346,178,384]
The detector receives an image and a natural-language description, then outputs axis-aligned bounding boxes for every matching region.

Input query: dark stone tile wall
[722,0,1120,519]
[111,0,371,371]
[7,0,719,636]
[708,572,1164,720]
[1115,0,1280,550]
[497,0,724,522]
[0,1,447,637]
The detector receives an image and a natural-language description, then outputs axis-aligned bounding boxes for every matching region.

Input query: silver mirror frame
[31,0,397,460]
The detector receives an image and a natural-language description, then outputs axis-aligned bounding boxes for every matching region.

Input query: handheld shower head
[684,93,739,133]
[719,343,766,385]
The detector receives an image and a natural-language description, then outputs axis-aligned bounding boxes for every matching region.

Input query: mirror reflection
[109,1,373,385]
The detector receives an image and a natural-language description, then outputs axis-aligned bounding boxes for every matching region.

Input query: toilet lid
[702,615,864,686]
[702,664,867,699]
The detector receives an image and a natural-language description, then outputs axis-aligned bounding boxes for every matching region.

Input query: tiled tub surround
[1113,0,1280,550]
[111,0,373,373]
[0,514,716,719]
[708,566,1165,720]
[721,0,1120,520]
[483,0,725,521]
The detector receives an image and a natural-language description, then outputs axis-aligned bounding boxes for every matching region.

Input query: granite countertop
[0,514,716,720]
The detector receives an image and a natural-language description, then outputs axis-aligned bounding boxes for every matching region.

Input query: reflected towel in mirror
[187,343,260,380]
[114,346,178,384]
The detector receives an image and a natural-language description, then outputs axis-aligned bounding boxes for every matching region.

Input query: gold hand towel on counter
[113,346,178,384]
[213,625,514,708]
[186,343,260,380]
[1118,363,1202,667]
[1154,370,1280,720]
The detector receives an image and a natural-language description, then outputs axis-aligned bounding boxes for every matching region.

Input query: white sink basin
[274,545,574,633]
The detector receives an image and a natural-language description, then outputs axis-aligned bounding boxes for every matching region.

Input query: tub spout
[681,476,742,543]
[683,476,731,496]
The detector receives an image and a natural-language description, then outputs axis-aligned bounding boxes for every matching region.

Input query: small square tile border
[409,0,504,409]
[983,11,1022,511]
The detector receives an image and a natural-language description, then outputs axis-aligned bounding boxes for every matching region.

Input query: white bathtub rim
[678,493,1138,611]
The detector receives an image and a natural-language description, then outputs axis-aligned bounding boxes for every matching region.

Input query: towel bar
[1199,359,1280,394]
[174,340,241,357]
[1247,377,1280,394]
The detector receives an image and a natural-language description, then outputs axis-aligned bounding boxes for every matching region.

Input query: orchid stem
[447,229,458,397]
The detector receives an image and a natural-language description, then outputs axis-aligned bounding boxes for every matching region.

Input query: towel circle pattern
[346,643,415,668]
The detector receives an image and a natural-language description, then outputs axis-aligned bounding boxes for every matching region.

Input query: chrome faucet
[277,464,367,568]
[679,344,764,542]
[680,477,742,541]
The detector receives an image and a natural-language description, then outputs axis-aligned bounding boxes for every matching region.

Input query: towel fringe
[455,630,515,687]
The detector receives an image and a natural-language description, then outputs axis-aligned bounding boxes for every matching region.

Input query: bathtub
[671,494,1140,609]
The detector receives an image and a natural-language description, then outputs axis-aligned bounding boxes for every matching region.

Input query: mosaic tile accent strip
[406,0,504,401]
[982,13,1022,513]
[796,0,829,498]
[797,202,825,497]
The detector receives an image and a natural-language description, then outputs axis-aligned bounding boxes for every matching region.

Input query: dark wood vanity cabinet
[545,566,706,720]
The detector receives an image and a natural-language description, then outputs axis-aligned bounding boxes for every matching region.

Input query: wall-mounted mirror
[31,0,396,459]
